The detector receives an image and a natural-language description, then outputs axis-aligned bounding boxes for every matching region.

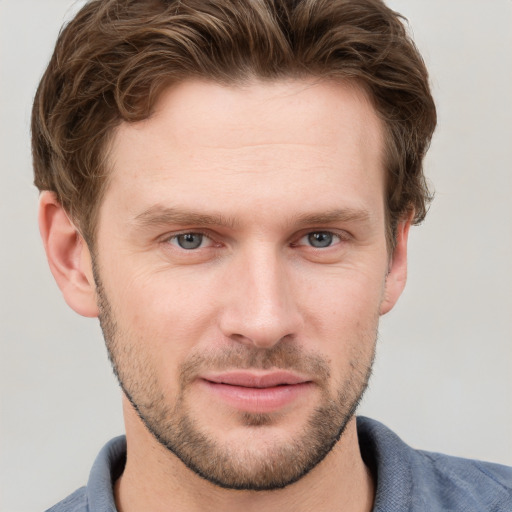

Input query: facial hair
[94,263,376,491]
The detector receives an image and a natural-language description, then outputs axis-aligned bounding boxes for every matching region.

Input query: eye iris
[177,233,203,249]
[308,232,333,248]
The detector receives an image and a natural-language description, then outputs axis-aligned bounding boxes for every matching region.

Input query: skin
[39,79,411,512]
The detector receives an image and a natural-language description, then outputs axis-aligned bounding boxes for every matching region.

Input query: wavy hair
[32,0,436,247]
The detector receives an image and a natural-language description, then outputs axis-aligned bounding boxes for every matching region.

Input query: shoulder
[357,416,512,512]
[45,487,87,512]
[413,449,512,510]
[45,436,126,512]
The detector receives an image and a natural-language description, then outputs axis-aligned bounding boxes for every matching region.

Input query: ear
[38,191,99,317]
[379,216,412,315]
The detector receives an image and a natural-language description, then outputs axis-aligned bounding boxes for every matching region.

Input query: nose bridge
[220,242,301,348]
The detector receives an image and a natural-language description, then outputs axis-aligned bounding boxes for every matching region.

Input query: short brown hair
[32,0,436,247]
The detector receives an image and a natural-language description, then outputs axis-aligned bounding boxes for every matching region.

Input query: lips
[202,371,310,388]
[199,371,314,413]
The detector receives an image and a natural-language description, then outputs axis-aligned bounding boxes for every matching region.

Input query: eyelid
[159,228,350,248]
[163,229,218,247]
[292,229,349,247]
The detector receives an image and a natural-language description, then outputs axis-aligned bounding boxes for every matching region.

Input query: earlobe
[379,218,412,315]
[38,191,99,318]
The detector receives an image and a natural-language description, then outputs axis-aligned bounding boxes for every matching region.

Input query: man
[32,0,511,510]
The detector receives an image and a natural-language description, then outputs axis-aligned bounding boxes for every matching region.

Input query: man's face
[93,79,401,490]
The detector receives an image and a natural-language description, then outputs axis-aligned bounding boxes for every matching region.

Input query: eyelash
[294,231,343,249]
[164,230,346,251]
[166,231,218,250]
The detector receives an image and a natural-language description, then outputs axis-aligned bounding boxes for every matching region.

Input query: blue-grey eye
[307,232,334,248]
[174,233,204,250]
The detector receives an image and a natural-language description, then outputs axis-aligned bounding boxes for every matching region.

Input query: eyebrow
[133,206,240,229]
[294,208,372,226]
[133,205,372,230]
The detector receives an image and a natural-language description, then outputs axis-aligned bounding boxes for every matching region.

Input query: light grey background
[1,1,511,511]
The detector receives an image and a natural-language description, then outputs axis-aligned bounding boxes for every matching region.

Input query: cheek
[295,266,384,362]
[298,263,385,324]
[104,262,221,361]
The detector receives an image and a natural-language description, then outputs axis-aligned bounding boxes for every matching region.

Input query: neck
[115,399,374,512]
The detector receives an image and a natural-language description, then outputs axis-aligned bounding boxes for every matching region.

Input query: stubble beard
[94,267,376,491]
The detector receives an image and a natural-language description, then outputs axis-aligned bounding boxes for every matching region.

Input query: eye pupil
[308,232,333,248]
[177,233,203,249]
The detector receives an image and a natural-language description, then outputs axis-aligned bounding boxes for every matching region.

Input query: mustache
[179,343,331,388]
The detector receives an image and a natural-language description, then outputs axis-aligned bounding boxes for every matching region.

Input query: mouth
[199,371,314,413]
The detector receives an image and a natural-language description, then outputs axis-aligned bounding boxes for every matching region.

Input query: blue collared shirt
[46,416,512,511]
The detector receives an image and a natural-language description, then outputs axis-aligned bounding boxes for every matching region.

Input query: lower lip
[200,380,313,413]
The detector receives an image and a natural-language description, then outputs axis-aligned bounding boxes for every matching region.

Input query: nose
[218,245,303,349]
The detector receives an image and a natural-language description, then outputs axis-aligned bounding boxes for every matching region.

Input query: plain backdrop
[1,1,511,511]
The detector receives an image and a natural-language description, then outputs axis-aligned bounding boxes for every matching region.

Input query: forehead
[103,79,385,226]
[112,78,381,153]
